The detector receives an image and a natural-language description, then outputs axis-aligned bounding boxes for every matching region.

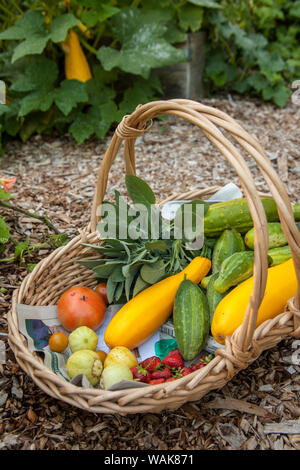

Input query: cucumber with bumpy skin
[206,273,228,324]
[204,198,300,237]
[173,279,210,361]
[245,222,300,250]
[212,228,245,273]
[201,228,245,288]
[268,245,292,266]
[213,245,293,293]
[214,251,254,294]
[245,222,286,249]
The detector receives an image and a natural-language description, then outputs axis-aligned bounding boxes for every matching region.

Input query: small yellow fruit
[66,350,103,386]
[68,326,98,353]
[101,364,133,390]
[104,346,137,369]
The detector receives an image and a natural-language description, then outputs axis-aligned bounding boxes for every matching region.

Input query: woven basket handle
[90,99,300,353]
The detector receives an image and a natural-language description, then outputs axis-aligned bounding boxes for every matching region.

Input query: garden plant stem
[0,200,61,234]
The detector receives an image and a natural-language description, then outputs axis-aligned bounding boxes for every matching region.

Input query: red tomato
[57,286,106,332]
[95,282,108,305]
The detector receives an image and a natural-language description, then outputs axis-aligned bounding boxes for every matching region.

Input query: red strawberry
[141,356,162,372]
[148,378,165,385]
[162,349,184,369]
[181,366,192,376]
[165,377,177,382]
[150,367,172,380]
[190,362,206,372]
[131,365,150,383]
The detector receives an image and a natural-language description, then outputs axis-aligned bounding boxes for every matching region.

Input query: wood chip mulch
[0,95,300,450]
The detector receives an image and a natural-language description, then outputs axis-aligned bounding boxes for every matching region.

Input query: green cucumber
[201,228,245,288]
[204,198,300,237]
[214,251,254,293]
[245,222,299,250]
[212,228,245,273]
[173,278,210,361]
[206,273,228,324]
[213,244,293,294]
[201,274,212,289]
[268,245,292,266]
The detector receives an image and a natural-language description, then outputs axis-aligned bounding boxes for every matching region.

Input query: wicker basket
[8,99,300,415]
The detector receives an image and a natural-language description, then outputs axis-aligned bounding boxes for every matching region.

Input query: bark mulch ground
[0,96,300,450]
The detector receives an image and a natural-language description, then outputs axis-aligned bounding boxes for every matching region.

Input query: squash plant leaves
[97,8,187,79]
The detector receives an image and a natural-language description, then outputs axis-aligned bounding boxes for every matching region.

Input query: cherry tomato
[95,350,107,364]
[48,332,69,353]
[57,286,106,332]
[95,282,108,305]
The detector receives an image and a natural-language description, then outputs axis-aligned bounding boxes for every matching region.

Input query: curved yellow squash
[63,31,92,82]
[104,256,211,349]
[211,258,298,345]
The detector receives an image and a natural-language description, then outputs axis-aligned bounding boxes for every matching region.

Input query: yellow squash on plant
[104,256,211,349]
[62,30,92,82]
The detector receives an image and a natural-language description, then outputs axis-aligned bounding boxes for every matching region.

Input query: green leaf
[99,101,123,125]
[0,11,80,62]
[110,264,126,282]
[125,174,156,206]
[93,263,120,278]
[140,260,165,284]
[10,57,58,92]
[187,0,222,8]
[257,51,286,79]
[145,240,167,252]
[50,14,80,43]
[205,50,238,86]
[54,80,88,116]
[271,84,291,108]
[27,263,36,272]
[19,112,44,142]
[290,1,300,18]
[0,189,12,201]
[1,11,50,63]
[106,275,118,303]
[18,89,54,117]
[133,275,150,297]
[246,74,268,92]
[97,8,187,79]
[14,237,29,262]
[178,5,204,32]
[77,258,108,269]
[12,34,50,63]
[114,281,124,302]
[81,5,120,28]
[69,105,110,144]
[0,11,46,41]
[118,74,162,115]
[85,77,116,106]
[0,218,10,244]
[124,264,140,301]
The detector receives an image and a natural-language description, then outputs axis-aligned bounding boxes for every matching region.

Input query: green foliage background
[0,0,299,152]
